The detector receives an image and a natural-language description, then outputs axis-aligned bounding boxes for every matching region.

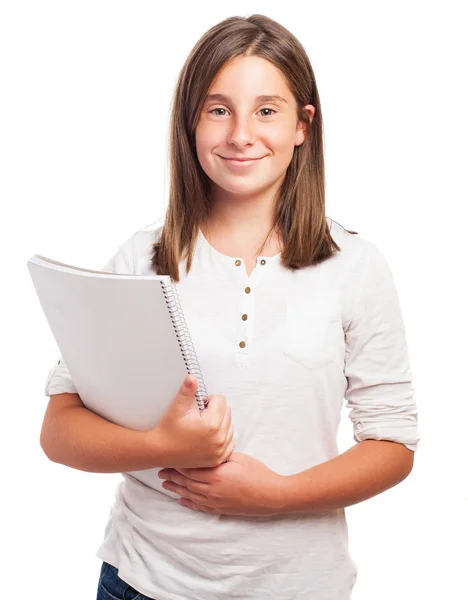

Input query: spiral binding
[160,278,209,410]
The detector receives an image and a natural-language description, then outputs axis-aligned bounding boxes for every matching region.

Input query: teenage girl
[42,14,420,600]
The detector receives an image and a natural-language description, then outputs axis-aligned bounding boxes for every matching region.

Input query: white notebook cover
[27,253,207,492]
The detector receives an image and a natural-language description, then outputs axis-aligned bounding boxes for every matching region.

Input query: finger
[163,481,210,505]
[224,424,234,450]
[165,472,210,494]
[174,467,217,483]
[180,499,218,514]
[221,405,232,438]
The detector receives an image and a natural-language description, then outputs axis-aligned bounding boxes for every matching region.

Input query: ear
[295,104,315,146]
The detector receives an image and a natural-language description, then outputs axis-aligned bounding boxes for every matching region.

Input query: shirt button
[239,341,246,348]
[260,259,266,265]
[245,287,251,294]
[241,314,248,321]
[235,259,242,266]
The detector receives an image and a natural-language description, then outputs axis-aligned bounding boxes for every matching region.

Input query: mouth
[219,156,266,169]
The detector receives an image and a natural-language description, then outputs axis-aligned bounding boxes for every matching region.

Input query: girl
[43,14,420,600]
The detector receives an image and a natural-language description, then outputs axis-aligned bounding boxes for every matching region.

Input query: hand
[158,452,286,516]
[152,375,235,468]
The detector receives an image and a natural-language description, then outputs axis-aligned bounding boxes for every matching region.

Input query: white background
[2,1,467,598]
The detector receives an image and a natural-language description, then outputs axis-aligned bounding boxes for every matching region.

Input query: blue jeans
[96,561,154,600]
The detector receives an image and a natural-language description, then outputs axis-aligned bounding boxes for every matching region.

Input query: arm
[279,439,414,514]
[41,393,165,473]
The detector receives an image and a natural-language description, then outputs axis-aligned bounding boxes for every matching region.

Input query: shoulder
[101,217,164,275]
[132,217,164,248]
[326,216,381,268]
[326,217,398,306]
[128,217,165,274]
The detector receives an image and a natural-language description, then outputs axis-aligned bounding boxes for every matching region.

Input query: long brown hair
[151,14,357,281]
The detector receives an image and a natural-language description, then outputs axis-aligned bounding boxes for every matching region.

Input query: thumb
[179,374,198,397]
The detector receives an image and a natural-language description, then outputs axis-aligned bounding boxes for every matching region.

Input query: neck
[205,182,283,253]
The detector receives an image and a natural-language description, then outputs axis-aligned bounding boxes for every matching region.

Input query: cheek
[266,137,296,167]
[195,120,221,146]
[195,143,219,181]
[260,125,296,156]
[195,134,212,167]
[268,127,297,149]
[195,130,221,164]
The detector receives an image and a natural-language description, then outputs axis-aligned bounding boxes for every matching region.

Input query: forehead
[204,93,288,105]
[204,55,293,103]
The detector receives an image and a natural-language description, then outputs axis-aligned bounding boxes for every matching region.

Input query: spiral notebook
[27,254,210,432]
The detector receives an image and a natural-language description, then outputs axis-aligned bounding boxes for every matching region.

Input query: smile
[220,156,265,169]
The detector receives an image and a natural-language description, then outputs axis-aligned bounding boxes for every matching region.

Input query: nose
[226,116,256,148]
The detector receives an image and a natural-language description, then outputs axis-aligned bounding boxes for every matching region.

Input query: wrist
[272,474,294,513]
[143,425,171,468]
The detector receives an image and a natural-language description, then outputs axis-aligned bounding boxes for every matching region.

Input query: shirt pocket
[282,300,342,370]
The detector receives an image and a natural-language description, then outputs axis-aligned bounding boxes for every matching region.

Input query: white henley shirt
[44,216,420,600]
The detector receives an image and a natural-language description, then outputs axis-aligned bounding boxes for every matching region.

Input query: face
[195,55,315,200]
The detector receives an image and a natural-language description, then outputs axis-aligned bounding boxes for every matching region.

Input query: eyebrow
[204,93,288,105]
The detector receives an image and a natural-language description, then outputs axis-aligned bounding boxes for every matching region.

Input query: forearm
[41,404,163,474]
[279,440,414,515]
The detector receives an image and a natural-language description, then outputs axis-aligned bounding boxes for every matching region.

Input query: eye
[209,108,228,116]
[259,108,277,117]
[208,107,277,117]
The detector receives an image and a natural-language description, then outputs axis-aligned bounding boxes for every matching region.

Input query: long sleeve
[344,241,420,452]
[43,234,136,398]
